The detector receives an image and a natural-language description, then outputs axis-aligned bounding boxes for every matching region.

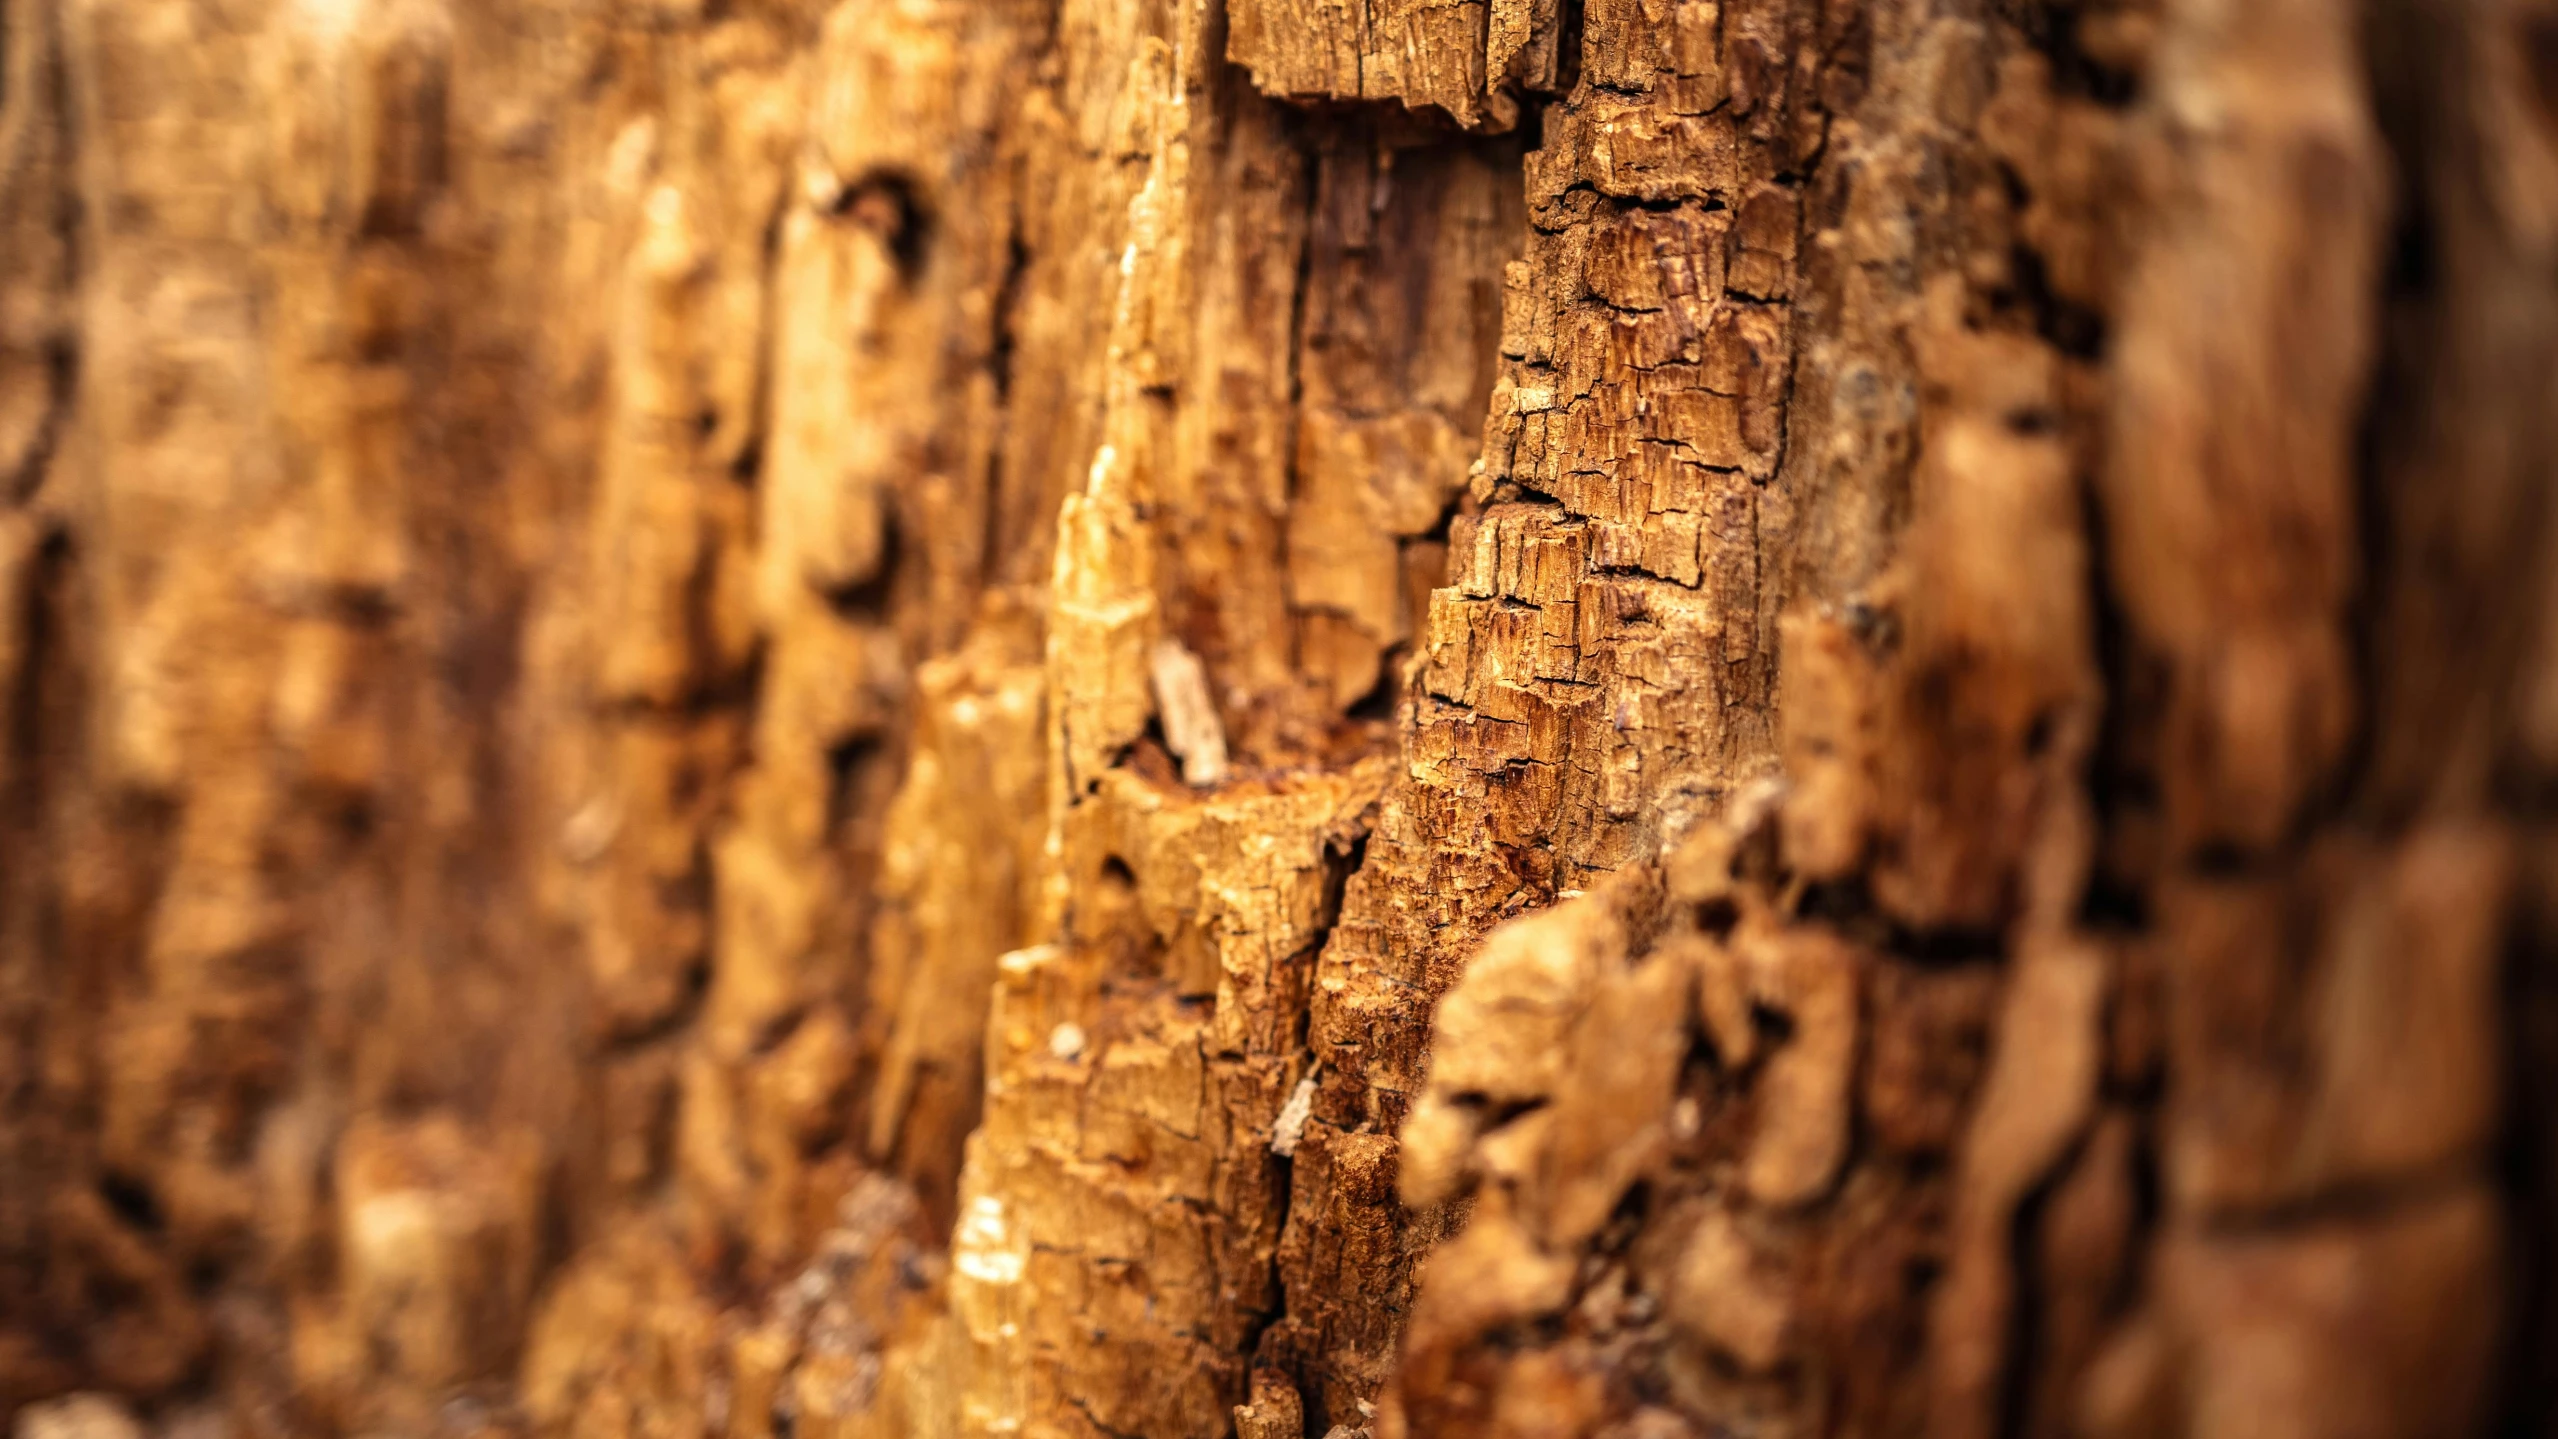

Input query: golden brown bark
[2,0,2555,1436]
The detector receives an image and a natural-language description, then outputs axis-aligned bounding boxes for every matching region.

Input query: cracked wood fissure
[4,0,2558,1436]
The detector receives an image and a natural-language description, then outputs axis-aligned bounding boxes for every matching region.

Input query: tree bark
[3,0,2554,1437]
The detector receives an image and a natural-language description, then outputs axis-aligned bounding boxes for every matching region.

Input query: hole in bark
[1453,1093,1549,1132]
[822,508,901,617]
[2005,244,2107,361]
[2023,706,2058,756]
[100,1174,166,1236]
[2189,842,2253,877]
[1087,855,1168,982]
[990,232,1030,402]
[1600,1186,1648,1249]
[1693,896,1741,938]
[1896,924,2005,965]
[826,735,881,838]
[833,170,933,281]
[1749,1002,1795,1045]
[2381,181,2439,299]
[1346,663,1401,722]
[1321,834,1367,926]
[2078,874,2147,931]
[1553,0,1585,94]
[1797,875,1873,925]
[2013,0,2143,106]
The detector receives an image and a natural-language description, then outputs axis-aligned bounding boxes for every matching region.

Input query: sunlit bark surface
[3,0,2556,1436]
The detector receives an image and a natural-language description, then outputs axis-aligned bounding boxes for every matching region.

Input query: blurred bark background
[3,0,2555,1435]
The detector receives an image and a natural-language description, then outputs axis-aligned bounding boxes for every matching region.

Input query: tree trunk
[3,0,2554,1436]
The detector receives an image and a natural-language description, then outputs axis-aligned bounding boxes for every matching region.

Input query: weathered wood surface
[2,0,2554,1436]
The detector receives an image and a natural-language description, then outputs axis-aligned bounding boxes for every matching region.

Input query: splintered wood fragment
[1150,638,1229,786]
[1271,1073,1317,1157]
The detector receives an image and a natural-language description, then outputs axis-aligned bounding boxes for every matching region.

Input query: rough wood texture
[3,0,2555,1436]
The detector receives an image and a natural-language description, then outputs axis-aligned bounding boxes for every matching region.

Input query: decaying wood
[3,0,2555,1435]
